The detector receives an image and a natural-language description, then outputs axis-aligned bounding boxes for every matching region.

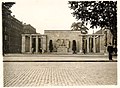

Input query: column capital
[29,35,32,37]
[22,34,26,37]
[36,35,39,37]
[87,36,90,38]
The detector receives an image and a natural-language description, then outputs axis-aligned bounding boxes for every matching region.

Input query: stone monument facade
[21,29,111,54]
[44,30,82,54]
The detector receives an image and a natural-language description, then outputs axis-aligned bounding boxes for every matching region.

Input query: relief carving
[55,39,70,49]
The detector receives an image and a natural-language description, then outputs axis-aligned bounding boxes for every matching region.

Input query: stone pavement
[3,54,117,62]
[3,62,117,87]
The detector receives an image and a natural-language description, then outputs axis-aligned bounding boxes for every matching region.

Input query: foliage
[68,1,117,40]
[2,2,15,9]
[71,22,89,34]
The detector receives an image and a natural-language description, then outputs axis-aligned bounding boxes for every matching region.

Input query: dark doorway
[72,40,77,54]
[82,37,87,54]
[38,38,42,53]
[32,38,36,52]
[49,40,53,52]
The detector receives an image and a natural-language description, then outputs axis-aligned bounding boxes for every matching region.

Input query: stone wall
[42,35,47,52]
[44,30,82,53]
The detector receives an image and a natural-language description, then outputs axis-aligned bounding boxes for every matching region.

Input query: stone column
[80,36,83,53]
[89,37,91,52]
[41,37,43,49]
[30,35,32,53]
[93,36,96,53]
[87,36,89,53]
[99,36,101,53]
[41,37,44,53]
[100,35,104,53]
[36,35,38,53]
[22,34,25,53]
[70,40,72,52]
[42,36,46,53]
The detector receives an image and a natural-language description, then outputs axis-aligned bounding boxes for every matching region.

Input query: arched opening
[72,40,77,54]
[49,40,53,52]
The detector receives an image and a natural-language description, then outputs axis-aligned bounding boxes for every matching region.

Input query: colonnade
[22,34,46,53]
[21,34,104,54]
[79,34,104,53]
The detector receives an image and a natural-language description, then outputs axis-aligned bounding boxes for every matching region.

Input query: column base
[100,50,104,53]
[104,53,108,55]
[79,50,82,53]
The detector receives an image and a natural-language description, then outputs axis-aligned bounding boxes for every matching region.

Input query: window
[5,35,8,41]
[4,27,7,32]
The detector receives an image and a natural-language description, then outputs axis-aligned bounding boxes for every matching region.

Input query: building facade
[3,15,24,53]
[95,28,114,53]
[23,24,36,34]
[21,34,47,53]
[21,30,110,54]
[2,2,23,53]
[2,2,36,54]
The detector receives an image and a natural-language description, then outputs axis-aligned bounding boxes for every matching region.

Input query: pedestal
[57,46,68,54]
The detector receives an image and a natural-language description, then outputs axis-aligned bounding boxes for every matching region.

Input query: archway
[72,40,77,54]
[49,40,53,52]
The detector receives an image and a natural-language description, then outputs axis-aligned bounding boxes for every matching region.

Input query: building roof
[95,29,102,34]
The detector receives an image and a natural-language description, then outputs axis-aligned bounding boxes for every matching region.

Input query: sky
[2,0,100,34]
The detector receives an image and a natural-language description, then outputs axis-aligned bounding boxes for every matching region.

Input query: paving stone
[3,61,117,87]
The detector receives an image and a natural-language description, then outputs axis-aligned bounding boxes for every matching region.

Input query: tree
[49,40,53,52]
[71,22,89,34]
[68,1,117,45]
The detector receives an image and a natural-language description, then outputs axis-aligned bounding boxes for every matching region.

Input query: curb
[3,60,117,62]
[4,54,108,57]
[4,53,108,57]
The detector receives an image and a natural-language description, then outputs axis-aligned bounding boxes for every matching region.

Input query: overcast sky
[3,0,99,34]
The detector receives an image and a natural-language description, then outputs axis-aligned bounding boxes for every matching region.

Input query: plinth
[57,46,68,54]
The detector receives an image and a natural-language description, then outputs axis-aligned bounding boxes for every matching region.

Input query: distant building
[95,28,113,46]
[2,2,36,54]
[95,27,115,53]
[23,24,36,34]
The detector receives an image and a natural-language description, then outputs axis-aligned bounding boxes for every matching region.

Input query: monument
[55,39,69,54]
[21,27,113,54]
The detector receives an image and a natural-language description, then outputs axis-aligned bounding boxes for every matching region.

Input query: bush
[49,40,53,52]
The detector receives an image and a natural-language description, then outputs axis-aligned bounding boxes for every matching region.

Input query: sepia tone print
[2,1,117,87]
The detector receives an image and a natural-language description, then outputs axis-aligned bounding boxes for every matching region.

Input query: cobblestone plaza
[3,57,117,87]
